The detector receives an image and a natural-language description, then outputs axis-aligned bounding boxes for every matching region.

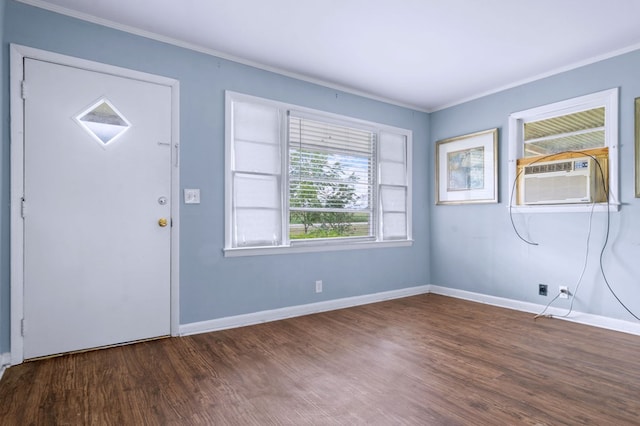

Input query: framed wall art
[435,128,498,205]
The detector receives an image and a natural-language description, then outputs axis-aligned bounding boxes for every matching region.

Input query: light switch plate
[184,188,200,204]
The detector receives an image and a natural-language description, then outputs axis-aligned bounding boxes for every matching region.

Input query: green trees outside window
[289,149,371,239]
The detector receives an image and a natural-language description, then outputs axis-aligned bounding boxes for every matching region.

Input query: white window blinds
[231,101,282,247]
[379,131,409,240]
[288,115,375,240]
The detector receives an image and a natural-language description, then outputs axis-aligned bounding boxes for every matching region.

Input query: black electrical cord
[513,150,640,321]
[590,157,640,321]
[508,166,538,245]
[509,151,598,245]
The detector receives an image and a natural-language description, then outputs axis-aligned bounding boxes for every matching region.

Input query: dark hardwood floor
[1,294,640,425]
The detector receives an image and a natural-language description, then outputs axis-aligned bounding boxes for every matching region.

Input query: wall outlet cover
[538,284,548,296]
[559,285,569,299]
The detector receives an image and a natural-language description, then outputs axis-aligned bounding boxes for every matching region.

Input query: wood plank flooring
[1,294,640,425]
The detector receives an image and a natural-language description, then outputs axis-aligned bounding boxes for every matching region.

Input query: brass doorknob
[158,218,168,227]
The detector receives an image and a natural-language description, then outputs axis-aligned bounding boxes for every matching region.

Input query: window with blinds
[225,91,412,255]
[288,115,375,241]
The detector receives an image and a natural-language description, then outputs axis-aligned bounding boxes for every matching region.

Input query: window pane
[233,173,281,246]
[380,186,406,212]
[289,116,374,241]
[525,107,604,140]
[76,98,130,145]
[382,212,407,239]
[234,139,280,174]
[524,107,605,157]
[289,149,372,209]
[524,130,605,156]
[234,173,280,208]
[379,131,407,186]
[289,211,371,240]
[379,132,406,162]
[380,161,406,185]
[234,102,280,144]
[235,208,281,246]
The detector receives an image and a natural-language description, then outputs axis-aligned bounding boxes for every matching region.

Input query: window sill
[223,239,413,257]
[509,202,620,214]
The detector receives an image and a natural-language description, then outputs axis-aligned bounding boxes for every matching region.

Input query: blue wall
[430,51,640,321]
[0,1,430,353]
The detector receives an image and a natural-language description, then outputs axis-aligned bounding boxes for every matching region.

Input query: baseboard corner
[429,284,640,337]
[0,352,11,381]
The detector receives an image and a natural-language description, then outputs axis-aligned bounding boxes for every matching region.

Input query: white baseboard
[180,285,430,336]
[429,285,640,336]
[0,352,10,381]
[4,284,634,368]
[181,283,640,338]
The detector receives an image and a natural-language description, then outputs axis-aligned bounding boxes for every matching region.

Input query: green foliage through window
[288,117,374,240]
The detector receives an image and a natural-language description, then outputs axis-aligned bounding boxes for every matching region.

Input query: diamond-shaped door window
[76,98,130,145]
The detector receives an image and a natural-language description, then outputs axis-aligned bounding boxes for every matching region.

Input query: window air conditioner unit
[522,157,595,205]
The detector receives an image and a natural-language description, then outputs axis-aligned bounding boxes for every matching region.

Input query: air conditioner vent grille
[524,161,572,175]
[522,156,595,205]
[524,175,590,204]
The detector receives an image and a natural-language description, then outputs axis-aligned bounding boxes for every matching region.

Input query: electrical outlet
[538,284,548,296]
[559,285,569,299]
[315,280,323,293]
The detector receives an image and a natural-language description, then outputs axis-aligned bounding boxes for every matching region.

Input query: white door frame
[9,44,181,365]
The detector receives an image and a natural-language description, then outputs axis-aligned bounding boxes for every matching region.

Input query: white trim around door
[9,44,181,365]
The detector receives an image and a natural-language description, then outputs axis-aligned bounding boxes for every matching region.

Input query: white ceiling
[24,0,640,111]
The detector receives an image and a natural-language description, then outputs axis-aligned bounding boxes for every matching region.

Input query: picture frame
[635,98,640,198]
[435,128,498,205]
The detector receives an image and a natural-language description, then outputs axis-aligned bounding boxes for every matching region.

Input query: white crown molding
[431,42,640,112]
[16,1,640,113]
[16,0,430,113]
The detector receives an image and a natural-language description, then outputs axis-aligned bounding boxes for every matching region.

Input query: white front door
[22,58,173,359]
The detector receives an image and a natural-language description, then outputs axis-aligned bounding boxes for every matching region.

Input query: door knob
[158,218,168,227]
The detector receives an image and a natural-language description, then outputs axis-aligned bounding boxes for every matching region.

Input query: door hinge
[21,81,28,99]
[21,198,26,218]
[21,318,25,337]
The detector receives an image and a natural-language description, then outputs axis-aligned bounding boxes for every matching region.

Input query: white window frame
[508,88,620,213]
[224,91,413,257]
